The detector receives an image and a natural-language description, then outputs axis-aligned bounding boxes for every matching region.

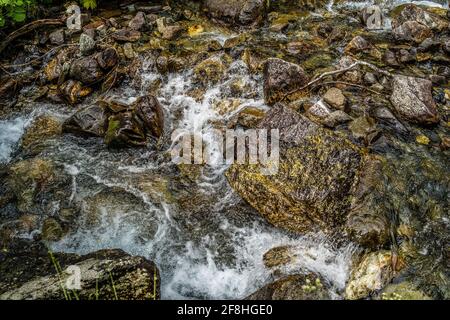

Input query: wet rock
[123,43,135,59]
[204,0,267,26]
[193,57,226,86]
[393,21,432,44]
[59,80,93,104]
[345,156,390,249]
[372,107,407,136]
[69,56,104,85]
[323,110,352,128]
[323,87,346,110]
[345,250,402,300]
[348,116,378,142]
[364,72,377,85]
[49,29,65,45]
[42,48,76,83]
[112,29,142,42]
[21,115,61,151]
[390,75,439,125]
[0,78,19,99]
[226,104,364,234]
[133,95,164,139]
[305,100,332,124]
[247,274,330,300]
[392,4,448,32]
[96,47,119,70]
[235,107,266,128]
[105,112,146,148]
[383,50,399,67]
[161,25,184,40]
[0,241,160,300]
[345,36,380,59]
[63,104,108,137]
[104,95,164,148]
[7,159,57,213]
[128,11,147,31]
[397,49,416,64]
[443,40,450,55]
[263,58,308,105]
[79,33,96,56]
[263,246,297,269]
[379,282,431,300]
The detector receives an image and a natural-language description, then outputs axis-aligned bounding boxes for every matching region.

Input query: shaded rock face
[0,241,160,300]
[226,104,364,234]
[63,95,164,148]
[263,58,308,105]
[69,48,119,85]
[104,95,164,148]
[345,156,391,249]
[63,104,108,137]
[390,75,439,125]
[246,274,330,300]
[204,0,267,26]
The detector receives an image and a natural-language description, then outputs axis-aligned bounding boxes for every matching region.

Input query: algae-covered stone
[226,104,363,234]
[193,57,226,86]
[247,274,330,300]
[379,282,431,300]
[8,159,57,212]
[345,250,401,300]
[21,115,61,151]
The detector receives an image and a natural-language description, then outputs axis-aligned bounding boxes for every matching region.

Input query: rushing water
[1,0,448,300]
[0,51,358,299]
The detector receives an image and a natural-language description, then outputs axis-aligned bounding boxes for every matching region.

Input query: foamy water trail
[0,49,358,300]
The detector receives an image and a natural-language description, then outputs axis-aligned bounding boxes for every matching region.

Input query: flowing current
[0,53,357,299]
[1,0,448,300]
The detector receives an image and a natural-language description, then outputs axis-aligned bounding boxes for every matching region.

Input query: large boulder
[246,274,330,300]
[392,21,433,44]
[226,104,363,234]
[263,58,309,105]
[226,104,390,247]
[0,241,160,300]
[204,0,267,26]
[390,75,439,125]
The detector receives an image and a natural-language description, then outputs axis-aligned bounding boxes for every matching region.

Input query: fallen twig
[312,81,384,95]
[281,59,392,101]
[0,18,65,55]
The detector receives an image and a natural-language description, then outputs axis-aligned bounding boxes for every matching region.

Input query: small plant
[0,0,34,27]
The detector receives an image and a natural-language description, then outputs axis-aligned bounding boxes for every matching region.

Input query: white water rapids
[3,0,447,299]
